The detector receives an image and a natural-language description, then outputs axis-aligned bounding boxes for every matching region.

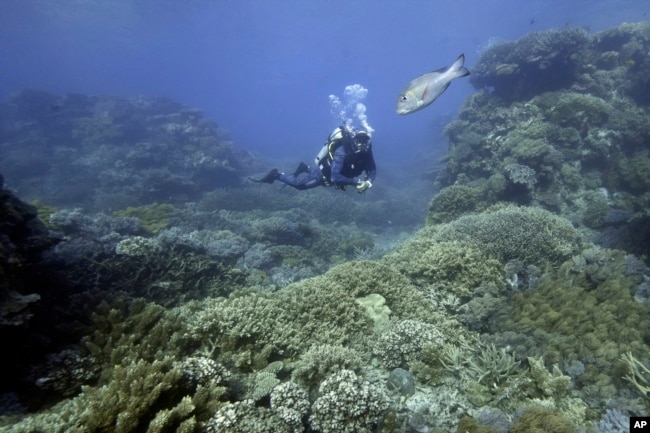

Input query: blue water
[0,0,646,164]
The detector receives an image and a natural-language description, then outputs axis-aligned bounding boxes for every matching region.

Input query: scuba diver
[249,126,376,193]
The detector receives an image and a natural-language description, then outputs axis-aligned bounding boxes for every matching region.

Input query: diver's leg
[293,162,309,176]
[278,167,325,190]
[249,168,280,183]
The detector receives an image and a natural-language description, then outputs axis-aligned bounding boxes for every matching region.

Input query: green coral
[527,356,571,398]
[81,299,189,370]
[114,203,175,234]
[534,92,611,134]
[31,200,59,229]
[433,205,583,266]
[493,247,650,399]
[355,293,391,329]
[455,416,501,433]
[186,261,439,371]
[621,351,650,398]
[98,244,245,306]
[383,237,504,299]
[615,151,650,193]
[426,185,481,225]
[8,353,218,433]
[291,344,363,390]
[508,406,577,433]
[77,357,186,433]
[467,343,523,387]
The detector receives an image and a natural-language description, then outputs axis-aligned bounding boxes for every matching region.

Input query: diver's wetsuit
[279,144,376,190]
[278,165,326,190]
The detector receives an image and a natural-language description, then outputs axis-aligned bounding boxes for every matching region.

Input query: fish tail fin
[449,53,470,78]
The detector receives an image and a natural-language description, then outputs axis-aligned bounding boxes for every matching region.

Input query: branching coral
[114,203,175,235]
[291,344,363,389]
[621,352,650,398]
[382,234,504,299]
[78,357,187,433]
[467,343,522,387]
[433,205,583,266]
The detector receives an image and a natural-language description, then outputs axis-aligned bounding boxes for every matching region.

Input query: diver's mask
[353,131,371,153]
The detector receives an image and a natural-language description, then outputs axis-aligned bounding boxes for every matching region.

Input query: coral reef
[439,23,650,257]
[426,184,481,224]
[0,90,258,210]
[374,319,445,369]
[114,203,175,235]
[270,382,310,432]
[432,206,583,266]
[309,369,388,433]
[4,22,650,433]
[509,405,577,433]
[291,344,363,390]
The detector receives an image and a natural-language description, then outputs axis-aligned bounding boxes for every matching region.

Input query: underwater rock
[0,177,55,326]
[387,367,415,396]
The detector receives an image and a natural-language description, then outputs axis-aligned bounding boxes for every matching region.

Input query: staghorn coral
[99,236,245,306]
[467,343,523,387]
[527,357,571,398]
[620,352,650,398]
[82,299,189,370]
[10,357,190,433]
[596,408,630,433]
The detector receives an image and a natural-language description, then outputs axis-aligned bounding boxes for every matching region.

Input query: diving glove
[356,180,372,193]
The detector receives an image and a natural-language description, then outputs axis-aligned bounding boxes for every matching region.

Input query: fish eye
[401,95,407,101]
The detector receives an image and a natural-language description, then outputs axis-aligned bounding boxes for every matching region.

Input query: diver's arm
[364,150,377,183]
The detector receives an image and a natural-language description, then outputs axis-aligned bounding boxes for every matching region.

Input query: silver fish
[396,54,470,115]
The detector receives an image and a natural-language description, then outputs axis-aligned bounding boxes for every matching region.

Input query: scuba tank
[314,126,348,166]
